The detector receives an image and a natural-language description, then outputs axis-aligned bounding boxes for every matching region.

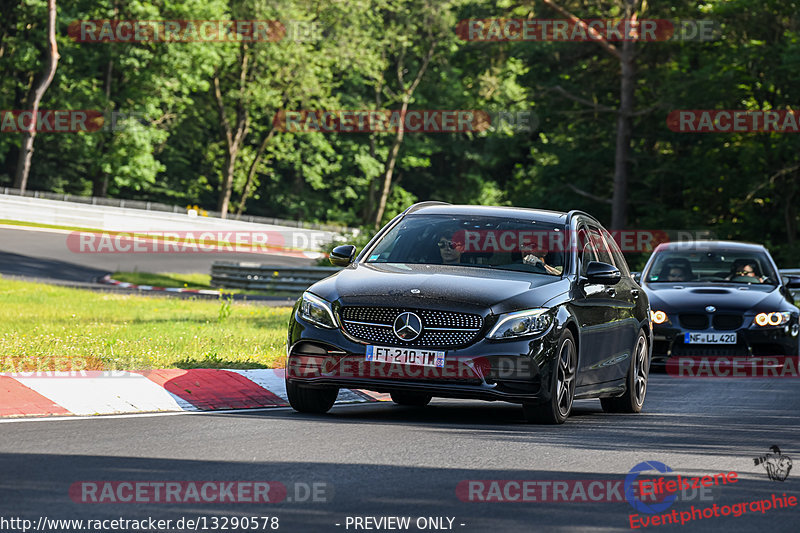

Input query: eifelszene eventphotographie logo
[753,446,793,482]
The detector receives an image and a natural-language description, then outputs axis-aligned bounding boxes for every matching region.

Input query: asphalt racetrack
[1,374,798,532]
[0,226,311,282]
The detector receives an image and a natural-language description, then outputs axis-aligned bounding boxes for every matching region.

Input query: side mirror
[632,271,641,283]
[584,261,621,286]
[784,275,800,289]
[329,244,356,267]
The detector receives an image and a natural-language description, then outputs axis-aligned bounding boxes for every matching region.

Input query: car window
[588,227,614,266]
[601,228,631,276]
[577,227,598,276]
[365,213,566,276]
[644,249,778,284]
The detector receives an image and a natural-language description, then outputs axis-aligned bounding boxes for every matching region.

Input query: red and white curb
[0,369,390,418]
[99,275,222,295]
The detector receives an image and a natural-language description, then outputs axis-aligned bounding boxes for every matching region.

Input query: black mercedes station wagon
[286,203,651,424]
[640,240,800,365]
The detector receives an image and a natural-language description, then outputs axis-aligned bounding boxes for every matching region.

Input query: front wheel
[286,380,338,414]
[601,329,649,413]
[522,329,577,425]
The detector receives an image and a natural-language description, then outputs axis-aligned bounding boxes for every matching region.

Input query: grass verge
[0,278,293,371]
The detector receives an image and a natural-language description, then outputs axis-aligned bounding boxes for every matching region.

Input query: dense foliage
[1,0,798,266]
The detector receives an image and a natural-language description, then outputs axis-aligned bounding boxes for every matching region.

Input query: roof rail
[566,209,595,223]
[403,201,452,215]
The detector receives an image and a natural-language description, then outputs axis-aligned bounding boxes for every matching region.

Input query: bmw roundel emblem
[705,306,716,313]
[393,312,423,341]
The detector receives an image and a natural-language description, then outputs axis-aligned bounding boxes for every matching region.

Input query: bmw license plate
[365,345,445,367]
[684,332,737,344]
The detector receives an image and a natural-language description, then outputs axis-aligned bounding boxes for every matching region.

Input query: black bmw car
[286,202,651,424]
[640,241,800,365]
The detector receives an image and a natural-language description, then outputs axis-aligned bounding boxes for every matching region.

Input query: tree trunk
[371,41,435,228]
[611,37,635,230]
[13,0,59,193]
[236,124,276,215]
[218,149,238,217]
[213,43,250,218]
[542,0,640,230]
[92,56,114,198]
[361,83,383,224]
[373,98,408,228]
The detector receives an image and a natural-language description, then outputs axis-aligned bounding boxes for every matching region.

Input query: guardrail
[213,263,799,300]
[0,187,354,232]
[211,262,340,293]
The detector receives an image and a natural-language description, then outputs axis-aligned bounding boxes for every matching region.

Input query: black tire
[522,329,577,425]
[286,380,338,414]
[601,329,649,413]
[390,391,432,407]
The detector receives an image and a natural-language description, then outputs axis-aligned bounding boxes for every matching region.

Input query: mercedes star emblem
[393,312,423,341]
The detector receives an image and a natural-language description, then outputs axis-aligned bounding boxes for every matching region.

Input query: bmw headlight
[754,312,791,327]
[487,309,553,339]
[650,310,669,325]
[298,292,338,329]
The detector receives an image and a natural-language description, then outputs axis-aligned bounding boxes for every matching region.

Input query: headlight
[487,308,553,339]
[298,292,338,329]
[650,310,669,324]
[754,312,791,327]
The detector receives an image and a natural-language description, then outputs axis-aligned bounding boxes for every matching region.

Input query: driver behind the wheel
[436,228,465,265]
[727,260,766,283]
[521,244,562,275]
[666,266,689,282]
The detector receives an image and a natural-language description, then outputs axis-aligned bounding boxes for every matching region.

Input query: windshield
[644,249,778,284]
[365,214,567,276]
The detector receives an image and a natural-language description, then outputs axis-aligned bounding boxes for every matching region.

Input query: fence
[0,187,353,233]
[215,264,800,298]
[211,262,340,293]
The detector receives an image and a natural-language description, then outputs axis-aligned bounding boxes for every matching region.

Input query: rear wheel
[601,329,649,413]
[286,380,338,414]
[522,329,577,424]
[390,391,432,407]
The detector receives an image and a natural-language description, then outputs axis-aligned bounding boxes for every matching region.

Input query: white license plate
[684,332,737,344]
[365,345,445,367]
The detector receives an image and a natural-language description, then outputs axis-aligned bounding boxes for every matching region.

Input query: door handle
[605,288,616,298]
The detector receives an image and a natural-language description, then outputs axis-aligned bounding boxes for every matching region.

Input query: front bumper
[287,311,562,404]
[651,313,799,365]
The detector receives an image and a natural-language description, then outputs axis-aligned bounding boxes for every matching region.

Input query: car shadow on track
[208,374,800,456]
[0,250,110,282]
[0,453,793,533]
